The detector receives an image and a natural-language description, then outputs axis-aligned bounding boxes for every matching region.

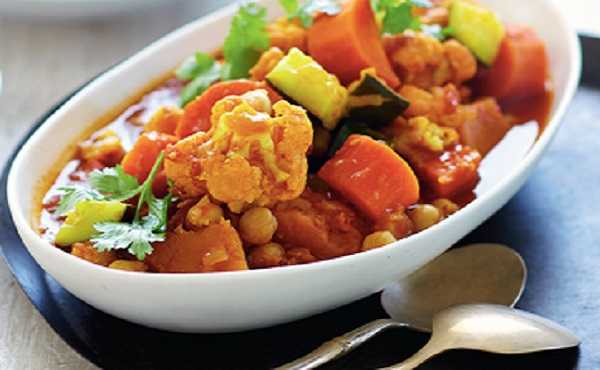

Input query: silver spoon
[277,243,526,370]
[381,304,580,370]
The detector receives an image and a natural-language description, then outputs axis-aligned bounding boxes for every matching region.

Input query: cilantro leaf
[90,152,171,260]
[279,0,299,14]
[88,165,140,201]
[175,52,218,81]
[92,219,163,260]
[222,2,270,80]
[374,0,434,35]
[179,60,222,107]
[280,0,342,27]
[55,186,103,216]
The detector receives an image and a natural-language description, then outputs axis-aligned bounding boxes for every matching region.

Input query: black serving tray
[2,35,600,370]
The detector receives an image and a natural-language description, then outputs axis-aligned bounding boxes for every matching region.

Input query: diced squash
[121,131,178,184]
[458,98,511,157]
[449,0,505,65]
[346,69,409,128]
[318,134,420,220]
[71,242,117,266]
[146,221,248,273]
[55,200,127,247]
[307,0,400,87]
[404,144,482,198]
[267,48,348,130]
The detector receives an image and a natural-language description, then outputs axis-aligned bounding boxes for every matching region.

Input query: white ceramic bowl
[7,0,580,333]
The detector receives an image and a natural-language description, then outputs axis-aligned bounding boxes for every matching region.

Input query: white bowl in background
[7,0,580,332]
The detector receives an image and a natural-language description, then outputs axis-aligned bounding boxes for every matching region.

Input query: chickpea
[407,204,442,232]
[108,260,148,272]
[248,242,286,269]
[432,198,459,219]
[186,196,224,229]
[362,231,397,251]
[239,207,278,245]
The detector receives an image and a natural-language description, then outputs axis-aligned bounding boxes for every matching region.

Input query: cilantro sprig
[372,0,451,39]
[56,153,172,260]
[175,2,270,106]
[92,153,172,260]
[279,0,342,27]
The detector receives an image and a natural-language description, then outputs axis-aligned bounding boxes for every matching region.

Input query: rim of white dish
[6,0,582,282]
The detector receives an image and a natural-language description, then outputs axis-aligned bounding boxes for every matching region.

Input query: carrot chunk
[176,79,282,138]
[409,144,481,198]
[121,131,178,183]
[475,25,548,100]
[318,134,419,220]
[307,0,400,88]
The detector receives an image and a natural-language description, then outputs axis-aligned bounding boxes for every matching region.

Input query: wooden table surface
[0,1,597,369]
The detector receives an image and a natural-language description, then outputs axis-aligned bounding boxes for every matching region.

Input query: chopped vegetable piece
[146,221,248,273]
[221,3,270,80]
[449,0,505,65]
[121,131,178,184]
[176,79,281,138]
[458,98,511,157]
[55,200,127,247]
[71,242,117,267]
[267,47,348,129]
[144,106,183,136]
[474,25,548,100]
[318,134,420,219]
[347,69,409,127]
[401,144,481,198]
[328,121,390,157]
[307,0,400,87]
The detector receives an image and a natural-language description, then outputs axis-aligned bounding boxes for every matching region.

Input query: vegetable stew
[39,0,553,273]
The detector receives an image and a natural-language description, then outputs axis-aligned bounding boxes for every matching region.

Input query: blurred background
[0,0,597,369]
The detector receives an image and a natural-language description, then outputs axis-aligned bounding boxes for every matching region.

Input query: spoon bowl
[278,244,526,370]
[382,243,526,331]
[383,304,580,370]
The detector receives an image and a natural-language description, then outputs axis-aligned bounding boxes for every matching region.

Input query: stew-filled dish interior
[39,0,553,273]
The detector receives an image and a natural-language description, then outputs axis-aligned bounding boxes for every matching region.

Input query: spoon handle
[275,319,405,370]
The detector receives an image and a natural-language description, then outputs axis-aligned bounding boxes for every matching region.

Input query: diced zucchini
[266,48,348,130]
[449,0,505,65]
[347,69,409,128]
[55,200,127,247]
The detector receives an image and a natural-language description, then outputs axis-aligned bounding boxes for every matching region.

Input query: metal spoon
[381,304,580,370]
[277,243,526,370]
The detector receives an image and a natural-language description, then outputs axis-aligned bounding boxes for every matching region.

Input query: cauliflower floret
[79,129,125,166]
[165,89,313,213]
[393,116,459,153]
[384,32,477,89]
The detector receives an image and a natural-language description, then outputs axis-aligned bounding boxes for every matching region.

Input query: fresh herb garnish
[56,153,172,260]
[55,186,103,216]
[91,152,171,260]
[175,2,270,105]
[88,165,140,201]
[279,0,342,27]
[371,0,452,38]
[221,2,270,80]
[421,24,453,40]
[176,53,222,107]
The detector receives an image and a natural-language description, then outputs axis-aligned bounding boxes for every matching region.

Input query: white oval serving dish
[7,0,580,333]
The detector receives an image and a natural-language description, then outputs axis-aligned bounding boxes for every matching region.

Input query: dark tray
[2,35,600,370]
